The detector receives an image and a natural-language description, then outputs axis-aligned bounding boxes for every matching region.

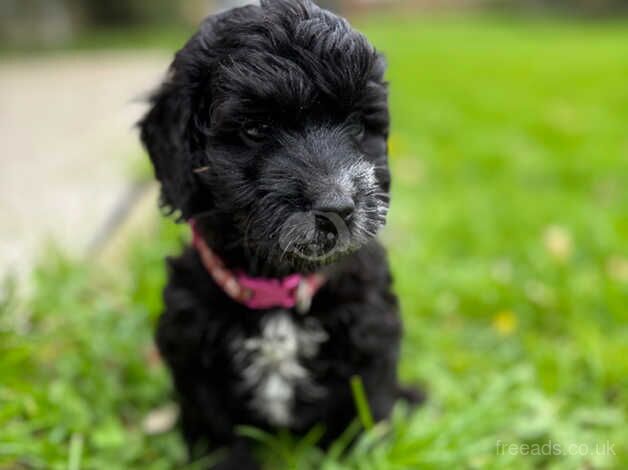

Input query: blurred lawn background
[1,1,628,469]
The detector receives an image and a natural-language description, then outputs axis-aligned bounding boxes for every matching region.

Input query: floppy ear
[140,6,264,219]
[139,73,199,219]
[139,16,223,219]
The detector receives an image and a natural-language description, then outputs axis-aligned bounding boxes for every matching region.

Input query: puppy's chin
[242,225,375,275]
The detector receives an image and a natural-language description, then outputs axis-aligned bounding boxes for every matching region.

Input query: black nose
[312,191,355,222]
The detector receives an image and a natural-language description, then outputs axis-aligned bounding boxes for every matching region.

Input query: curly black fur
[140,1,421,468]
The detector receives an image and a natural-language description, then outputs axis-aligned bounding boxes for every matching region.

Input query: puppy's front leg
[349,303,425,412]
[213,438,259,470]
[155,286,257,468]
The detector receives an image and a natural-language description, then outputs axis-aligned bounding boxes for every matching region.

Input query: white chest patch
[231,311,328,427]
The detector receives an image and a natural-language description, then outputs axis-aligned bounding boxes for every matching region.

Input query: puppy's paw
[212,440,260,470]
[397,384,426,407]
[213,455,260,470]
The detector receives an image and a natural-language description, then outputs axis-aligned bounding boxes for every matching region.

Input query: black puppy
[140,1,419,468]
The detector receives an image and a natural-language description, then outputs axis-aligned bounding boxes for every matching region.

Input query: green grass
[2,15,628,469]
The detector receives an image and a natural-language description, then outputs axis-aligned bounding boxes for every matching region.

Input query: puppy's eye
[349,120,366,141]
[241,122,271,144]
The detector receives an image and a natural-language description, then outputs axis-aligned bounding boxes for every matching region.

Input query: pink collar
[190,220,325,313]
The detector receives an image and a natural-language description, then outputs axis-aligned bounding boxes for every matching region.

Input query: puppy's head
[141,0,390,273]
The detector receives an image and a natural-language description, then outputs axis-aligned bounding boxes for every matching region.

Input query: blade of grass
[350,375,374,431]
[67,433,83,470]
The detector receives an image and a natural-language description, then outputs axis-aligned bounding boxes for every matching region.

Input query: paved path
[0,51,170,284]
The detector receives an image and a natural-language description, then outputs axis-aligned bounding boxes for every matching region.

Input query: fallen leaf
[543,225,573,263]
[142,403,179,435]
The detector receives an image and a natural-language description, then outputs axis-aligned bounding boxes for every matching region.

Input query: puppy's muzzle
[312,187,355,224]
[278,209,351,261]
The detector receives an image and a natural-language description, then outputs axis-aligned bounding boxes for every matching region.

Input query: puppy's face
[141,0,390,272]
